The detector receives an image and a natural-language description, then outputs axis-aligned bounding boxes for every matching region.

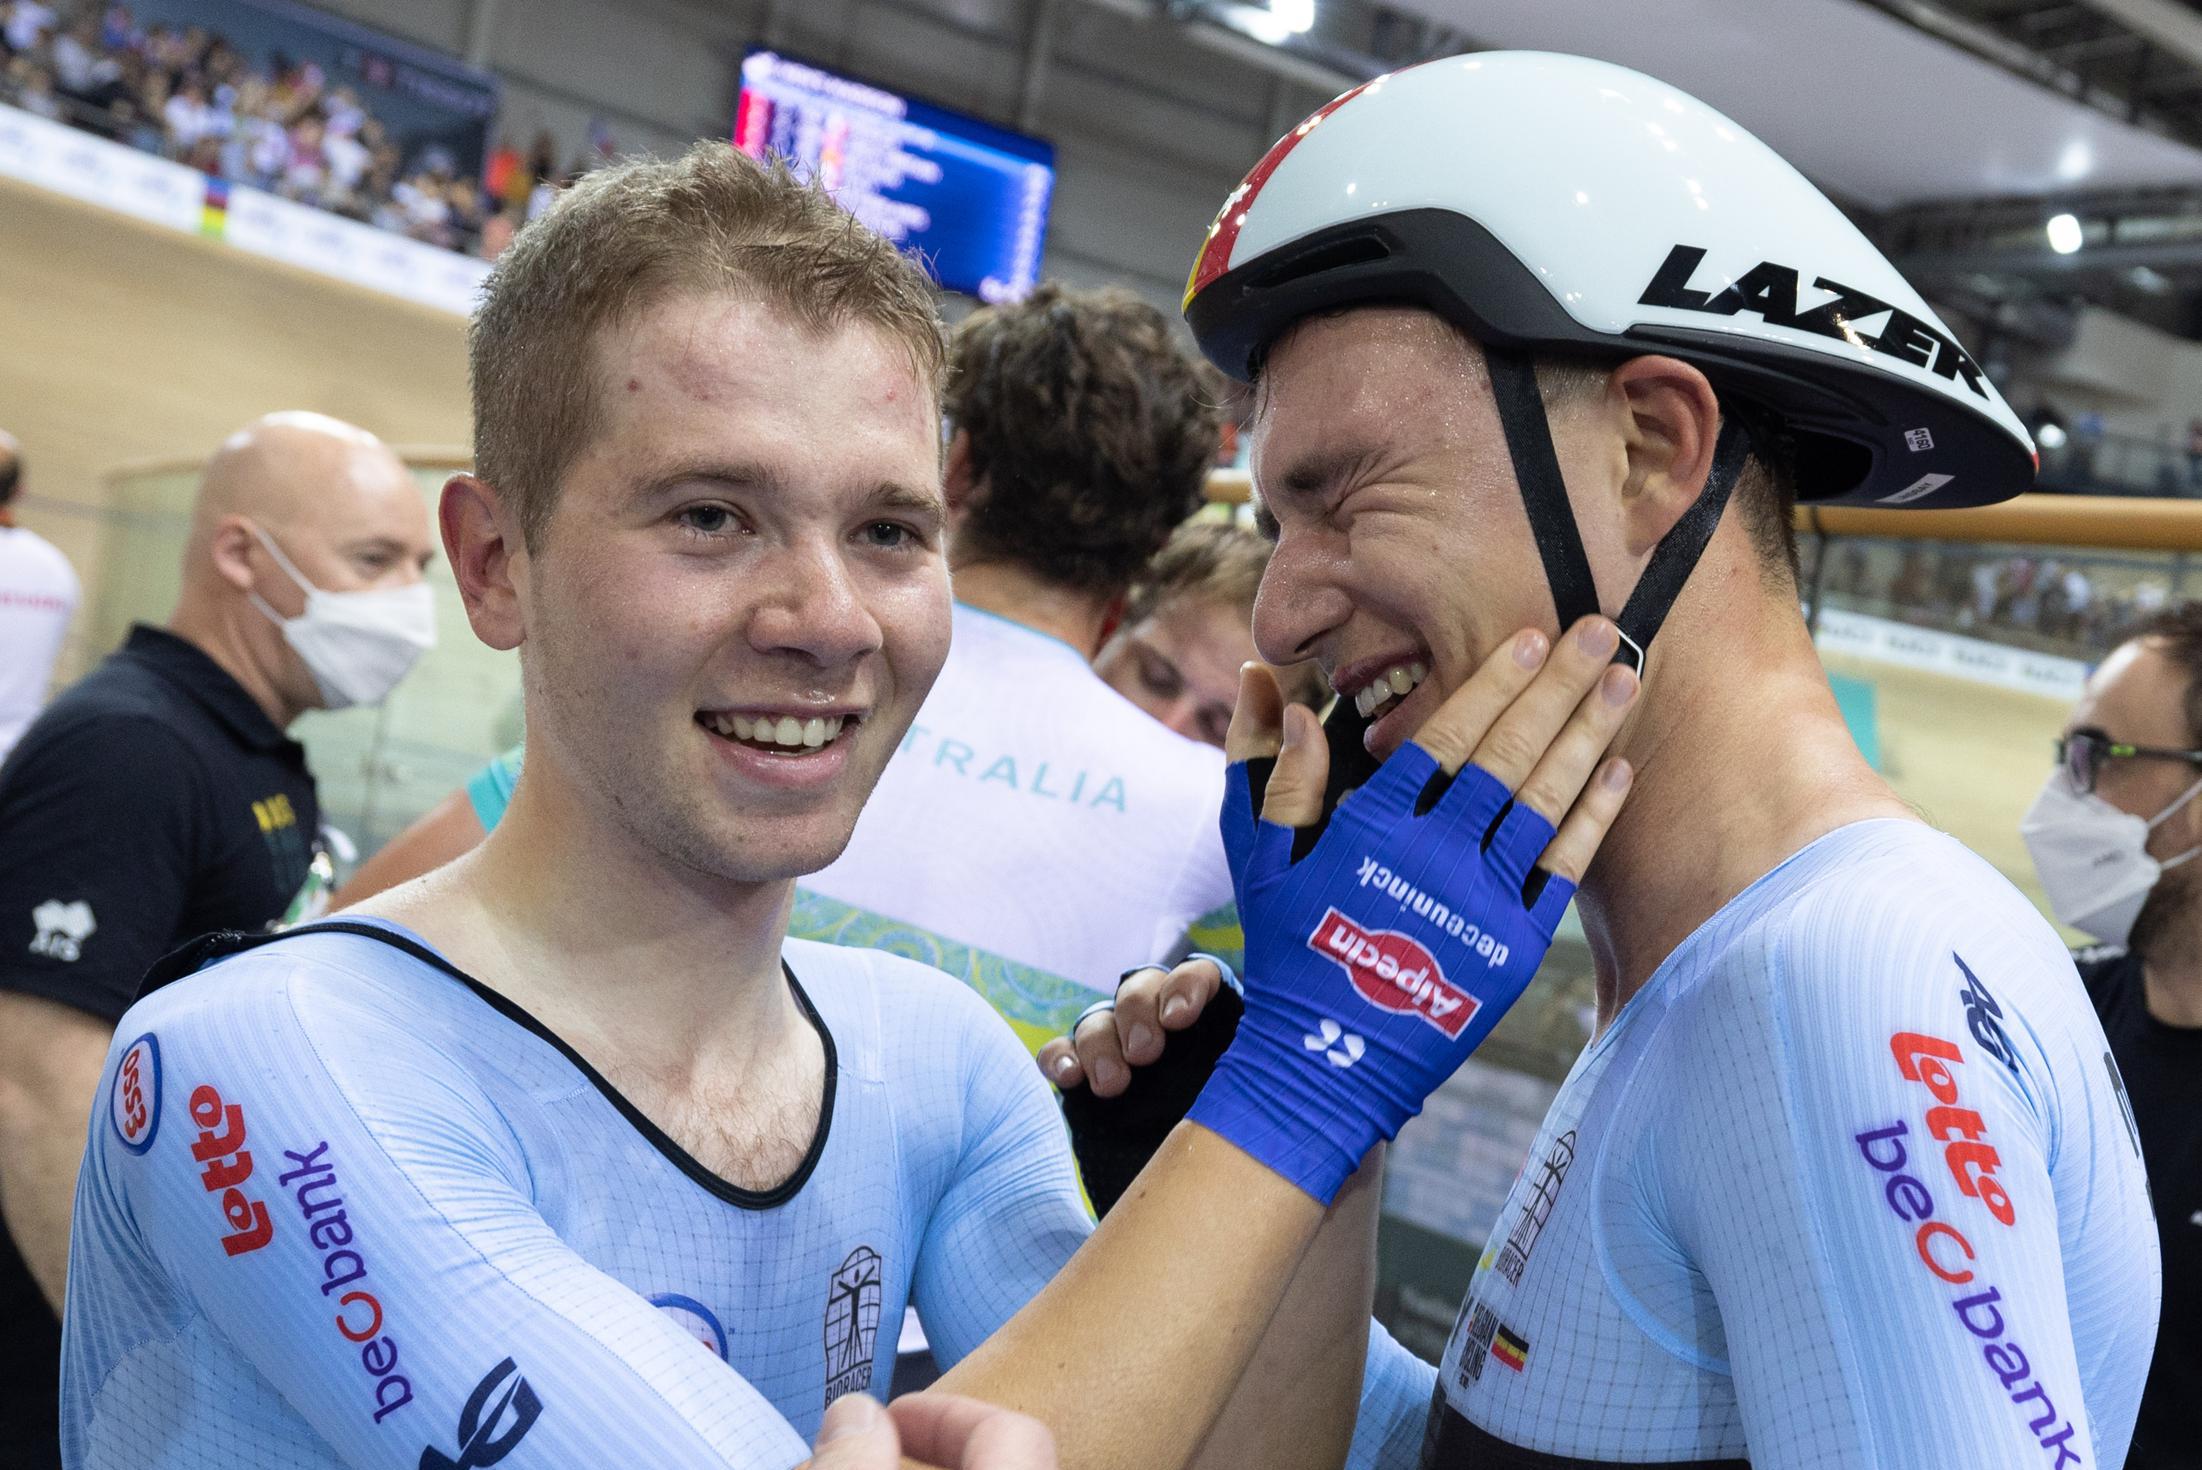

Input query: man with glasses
[2023,603,2202,1470]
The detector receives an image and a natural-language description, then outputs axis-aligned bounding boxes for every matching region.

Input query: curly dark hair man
[945,283,1225,609]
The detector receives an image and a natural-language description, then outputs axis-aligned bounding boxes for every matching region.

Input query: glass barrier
[89,457,522,859]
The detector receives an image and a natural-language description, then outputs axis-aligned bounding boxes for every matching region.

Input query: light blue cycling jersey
[64,920,1431,1469]
[1417,819,2160,1469]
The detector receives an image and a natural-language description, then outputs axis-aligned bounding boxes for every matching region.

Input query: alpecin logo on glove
[1308,908,1478,1039]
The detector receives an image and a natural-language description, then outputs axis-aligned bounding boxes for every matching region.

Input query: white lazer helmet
[1184,52,2036,670]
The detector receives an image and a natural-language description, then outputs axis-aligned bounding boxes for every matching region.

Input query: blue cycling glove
[1188,741,1577,1204]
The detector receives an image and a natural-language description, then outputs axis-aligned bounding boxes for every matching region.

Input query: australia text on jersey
[894,723,1131,812]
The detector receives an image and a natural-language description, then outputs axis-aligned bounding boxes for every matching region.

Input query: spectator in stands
[2024,603,2202,1470]
[0,1,495,253]
[0,412,434,1468]
[48,12,112,102]
[2,0,56,56]
[4,53,57,117]
[1093,519,1324,748]
[0,431,78,765]
[159,72,212,151]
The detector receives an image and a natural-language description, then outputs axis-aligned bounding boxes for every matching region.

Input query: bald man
[0,412,434,1470]
[0,429,79,763]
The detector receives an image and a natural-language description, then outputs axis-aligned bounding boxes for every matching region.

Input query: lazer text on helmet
[1639,245,1989,401]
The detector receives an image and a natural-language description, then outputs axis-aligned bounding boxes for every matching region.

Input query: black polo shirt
[0,623,321,1469]
[2077,946,2202,1470]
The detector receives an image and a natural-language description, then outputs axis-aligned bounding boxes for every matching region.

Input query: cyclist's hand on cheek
[1190,618,1639,1204]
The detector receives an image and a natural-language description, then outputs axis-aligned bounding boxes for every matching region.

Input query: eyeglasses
[2055,727,2202,795]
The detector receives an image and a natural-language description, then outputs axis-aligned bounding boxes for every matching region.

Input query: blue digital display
[735,51,1055,303]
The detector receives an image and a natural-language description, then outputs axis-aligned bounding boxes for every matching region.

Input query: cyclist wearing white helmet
[1144,48,2157,1470]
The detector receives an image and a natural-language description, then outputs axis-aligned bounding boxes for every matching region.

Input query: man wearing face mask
[0,410,433,1469]
[2023,603,2202,1470]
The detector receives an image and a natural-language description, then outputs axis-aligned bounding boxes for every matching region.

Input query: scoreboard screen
[735,50,1055,303]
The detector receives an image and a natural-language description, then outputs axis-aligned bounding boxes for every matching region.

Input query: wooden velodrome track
[0,163,2168,919]
[0,170,469,681]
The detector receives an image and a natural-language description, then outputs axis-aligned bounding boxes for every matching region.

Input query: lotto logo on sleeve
[110,1034,161,1154]
[1308,908,1477,1038]
[187,1084,273,1258]
[1891,1031,2015,1227]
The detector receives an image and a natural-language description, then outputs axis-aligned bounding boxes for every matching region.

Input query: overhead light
[1239,0,1314,44]
[2046,213,2084,255]
[2036,422,2068,450]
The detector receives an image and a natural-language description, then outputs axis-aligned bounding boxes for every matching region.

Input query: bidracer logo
[823,1245,883,1404]
[110,1033,160,1154]
[1307,908,1477,1039]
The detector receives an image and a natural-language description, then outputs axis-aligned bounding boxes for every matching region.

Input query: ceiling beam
[2072,0,2202,70]
[1902,236,2202,276]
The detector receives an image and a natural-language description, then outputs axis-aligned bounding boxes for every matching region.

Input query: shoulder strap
[137,919,465,1000]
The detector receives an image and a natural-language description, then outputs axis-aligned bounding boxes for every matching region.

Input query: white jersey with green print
[803,602,1239,1052]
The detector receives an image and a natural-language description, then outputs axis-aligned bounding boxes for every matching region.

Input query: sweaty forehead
[1253,307,1483,450]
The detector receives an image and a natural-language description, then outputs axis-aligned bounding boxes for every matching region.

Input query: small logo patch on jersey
[1954,954,2019,1079]
[1454,1299,1501,1386]
[649,1292,728,1360]
[824,1245,883,1403]
[1495,1130,1575,1288]
[1308,908,1476,1037]
[419,1356,540,1470]
[1490,1325,1529,1373]
[29,897,94,962]
[110,1033,160,1154]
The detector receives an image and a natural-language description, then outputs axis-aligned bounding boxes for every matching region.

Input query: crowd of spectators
[0,1,599,259]
[1821,538,2176,658]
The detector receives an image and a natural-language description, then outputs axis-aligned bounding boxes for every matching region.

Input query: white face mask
[247,526,435,710]
[2020,767,2202,946]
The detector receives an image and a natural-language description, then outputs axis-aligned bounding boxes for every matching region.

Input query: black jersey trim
[1420,1390,1750,1469]
[143,918,839,1211]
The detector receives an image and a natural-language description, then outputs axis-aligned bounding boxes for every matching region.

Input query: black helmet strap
[1484,348,1751,677]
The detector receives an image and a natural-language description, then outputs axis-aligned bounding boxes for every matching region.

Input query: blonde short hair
[470,142,948,548]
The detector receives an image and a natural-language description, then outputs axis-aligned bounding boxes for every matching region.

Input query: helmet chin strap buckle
[1484,345,1749,690]
[1612,626,1647,680]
